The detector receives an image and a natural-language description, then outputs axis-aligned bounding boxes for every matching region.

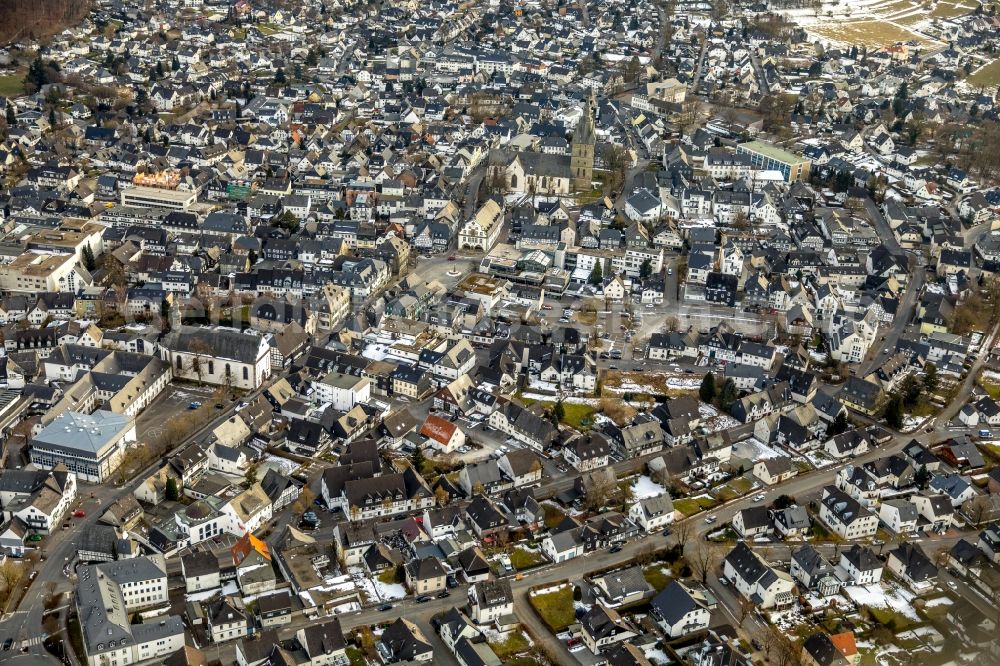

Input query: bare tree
[670,519,693,554]
[688,540,722,584]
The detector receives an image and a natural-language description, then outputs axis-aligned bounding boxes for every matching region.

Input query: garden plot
[731,436,786,461]
[603,371,702,395]
[631,475,667,499]
[843,584,919,621]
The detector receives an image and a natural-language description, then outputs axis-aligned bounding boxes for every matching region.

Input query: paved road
[748,47,769,95]
[863,197,902,254]
[690,37,709,93]
[859,266,925,377]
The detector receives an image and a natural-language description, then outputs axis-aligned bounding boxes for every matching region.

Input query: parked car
[378,604,394,612]
[73,510,86,518]
[437,590,450,598]
[609,544,623,554]
[704,515,718,524]
[415,595,432,603]
[2,638,12,651]
[188,401,201,410]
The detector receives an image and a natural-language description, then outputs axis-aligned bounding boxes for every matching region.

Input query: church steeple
[571,90,596,193]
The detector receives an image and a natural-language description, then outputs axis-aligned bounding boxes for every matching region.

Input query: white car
[752,494,765,502]
[704,515,718,524]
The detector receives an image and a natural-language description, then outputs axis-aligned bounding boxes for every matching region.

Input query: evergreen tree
[914,464,930,489]
[275,67,287,84]
[24,57,49,92]
[82,244,96,272]
[719,378,738,409]
[588,261,603,286]
[5,104,14,125]
[826,411,849,438]
[553,400,565,425]
[699,372,716,403]
[410,444,426,474]
[155,61,164,78]
[923,362,939,393]
[48,107,56,128]
[172,55,180,71]
[885,395,904,429]
[640,258,652,279]
[165,478,180,502]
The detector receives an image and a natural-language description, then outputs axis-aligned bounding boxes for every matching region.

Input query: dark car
[662,527,672,537]
[415,595,432,603]
[609,544,623,554]
[437,590,451,599]
[2,639,13,651]
[378,604,394,612]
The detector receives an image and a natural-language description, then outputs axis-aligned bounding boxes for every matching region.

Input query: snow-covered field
[731,436,785,461]
[844,584,919,620]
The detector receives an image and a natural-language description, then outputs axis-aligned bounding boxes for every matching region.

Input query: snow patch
[632,475,666,500]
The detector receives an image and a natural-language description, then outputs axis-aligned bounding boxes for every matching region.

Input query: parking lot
[135,383,228,442]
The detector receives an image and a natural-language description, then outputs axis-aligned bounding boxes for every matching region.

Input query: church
[570,91,596,192]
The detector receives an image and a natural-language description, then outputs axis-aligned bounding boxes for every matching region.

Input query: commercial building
[0,252,87,294]
[29,411,136,483]
[736,140,812,182]
[120,184,198,210]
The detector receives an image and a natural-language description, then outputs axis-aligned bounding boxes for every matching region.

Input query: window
[243,367,249,381]
[208,360,214,375]
[176,356,182,370]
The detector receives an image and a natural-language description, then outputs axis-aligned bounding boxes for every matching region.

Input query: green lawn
[518,397,597,430]
[488,632,531,660]
[377,567,400,584]
[510,547,546,570]
[529,586,575,632]
[672,496,718,517]
[868,607,917,632]
[346,647,366,666]
[642,565,673,592]
[543,504,567,530]
[729,477,754,494]
[0,74,23,97]
[714,485,739,502]
[969,59,1000,87]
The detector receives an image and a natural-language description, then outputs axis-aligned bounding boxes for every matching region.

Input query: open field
[808,20,934,48]
[672,495,719,517]
[529,586,575,632]
[0,73,23,97]
[968,59,1000,88]
[930,0,975,17]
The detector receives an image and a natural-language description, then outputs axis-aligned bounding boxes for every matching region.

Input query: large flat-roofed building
[30,410,137,483]
[25,224,104,264]
[75,554,184,666]
[736,140,812,182]
[120,184,197,210]
[0,251,87,293]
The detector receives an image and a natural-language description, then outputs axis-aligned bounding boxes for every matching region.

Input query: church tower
[571,90,596,192]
